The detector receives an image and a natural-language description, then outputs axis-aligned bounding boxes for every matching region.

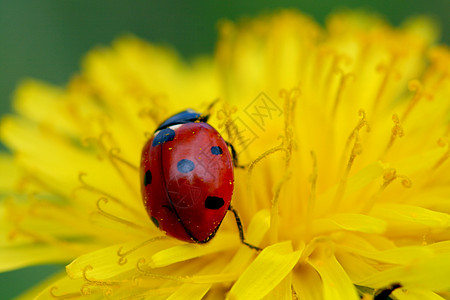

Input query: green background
[0,0,449,298]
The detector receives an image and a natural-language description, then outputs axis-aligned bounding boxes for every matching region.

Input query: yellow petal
[371,203,450,233]
[165,259,230,300]
[338,244,434,265]
[292,262,323,299]
[0,244,72,272]
[315,162,385,216]
[262,273,292,300]
[313,213,386,235]
[336,251,379,282]
[308,244,359,300]
[0,154,19,194]
[34,274,117,300]
[394,288,446,300]
[227,241,301,300]
[149,232,239,268]
[358,252,450,291]
[66,237,176,280]
[15,271,66,300]
[167,283,211,300]
[13,80,82,137]
[221,209,270,274]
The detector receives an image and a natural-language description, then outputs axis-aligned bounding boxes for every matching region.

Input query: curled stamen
[374,55,401,111]
[99,131,118,151]
[304,151,318,239]
[347,110,370,145]
[102,144,140,200]
[94,198,147,231]
[80,284,91,296]
[77,173,143,218]
[216,103,238,123]
[136,259,237,284]
[280,87,299,129]
[247,137,289,176]
[334,110,369,209]
[84,131,140,199]
[323,53,352,104]
[334,135,362,210]
[82,265,123,289]
[8,225,83,254]
[247,87,297,173]
[136,258,188,282]
[82,265,96,283]
[399,175,413,188]
[433,138,450,170]
[401,80,424,122]
[137,94,168,124]
[384,114,404,155]
[270,171,291,244]
[103,287,113,298]
[131,274,141,287]
[50,286,82,299]
[81,136,99,148]
[106,147,141,203]
[110,148,139,171]
[117,236,168,265]
[361,168,412,213]
[217,104,247,154]
[280,86,299,164]
[279,87,301,101]
[331,71,355,118]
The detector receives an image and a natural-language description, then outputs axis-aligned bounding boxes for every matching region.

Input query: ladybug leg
[228,205,261,251]
[226,142,246,169]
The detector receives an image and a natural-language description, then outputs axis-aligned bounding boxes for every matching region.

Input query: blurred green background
[0,0,449,298]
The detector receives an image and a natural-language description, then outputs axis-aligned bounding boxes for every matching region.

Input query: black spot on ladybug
[144,170,152,186]
[151,216,159,228]
[204,196,225,210]
[211,146,223,155]
[152,128,175,146]
[177,159,195,173]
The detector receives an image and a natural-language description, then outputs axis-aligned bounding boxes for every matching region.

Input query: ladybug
[374,283,402,300]
[141,109,260,250]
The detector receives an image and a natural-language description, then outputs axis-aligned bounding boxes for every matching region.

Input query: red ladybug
[141,109,259,249]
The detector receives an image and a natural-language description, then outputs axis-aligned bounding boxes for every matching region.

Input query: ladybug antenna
[199,98,221,122]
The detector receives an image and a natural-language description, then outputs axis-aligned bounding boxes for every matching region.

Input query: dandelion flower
[1,10,450,300]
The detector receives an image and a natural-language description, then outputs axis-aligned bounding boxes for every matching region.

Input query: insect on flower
[140,108,260,250]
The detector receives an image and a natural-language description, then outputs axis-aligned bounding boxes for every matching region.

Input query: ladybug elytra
[140,109,260,250]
